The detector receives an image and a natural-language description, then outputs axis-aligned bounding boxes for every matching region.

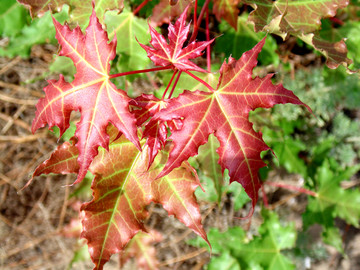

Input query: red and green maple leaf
[31,132,207,270]
[17,0,123,27]
[131,94,169,168]
[150,0,192,26]
[31,9,140,183]
[130,94,183,168]
[139,6,214,73]
[244,0,352,69]
[213,0,241,30]
[119,230,162,270]
[245,0,349,35]
[154,38,311,211]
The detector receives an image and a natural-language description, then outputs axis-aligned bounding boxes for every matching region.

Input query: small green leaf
[0,7,69,58]
[189,210,296,270]
[207,252,241,270]
[0,0,28,37]
[303,160,360,251]
[105,8,150,70]
[234,210,297,270]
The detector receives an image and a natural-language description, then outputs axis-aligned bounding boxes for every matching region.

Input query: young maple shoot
[29,5,310,270]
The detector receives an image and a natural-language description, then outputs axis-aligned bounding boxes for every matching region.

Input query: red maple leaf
[213,0,241,30]
[31,132,207,269]
[154,38,311,212]
[151,0,192,26]
[139,6,214,73]
[131,94,182,168]
[31,9,140,183]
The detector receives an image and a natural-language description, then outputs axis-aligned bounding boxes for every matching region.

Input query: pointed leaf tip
[156,39,310,212]
[141,6,213,72]
[32,7,139,184]
[79,137,207,269]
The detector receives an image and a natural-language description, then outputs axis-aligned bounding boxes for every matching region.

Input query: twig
[159,247,208,266]
[57,175,71,230]
[0,214,33,239]
[266,192,300,210]
[0,112,31,132]
[0,232,57,260]
[0,93,37,106]
[265,181,317,197]
[0,80,43,98]
[0,172,19,190]
[0,132,47,143]
[0,56,21,75]
[1,104,26,134]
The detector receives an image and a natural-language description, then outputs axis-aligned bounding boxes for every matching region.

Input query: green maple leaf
[190,210,297,270]
[303,160,360,251]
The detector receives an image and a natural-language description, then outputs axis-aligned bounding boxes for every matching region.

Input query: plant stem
[330,17,344,26]
[109,65,171,79]
[168,71,182,99]
[133,0,151,15]
[184,70,214,92]
[265,181,318,197]
[193,0,198,35]
[261,185,269,208]
[162,70,178,99]
[189,0,211,43]
[205,7,211,72]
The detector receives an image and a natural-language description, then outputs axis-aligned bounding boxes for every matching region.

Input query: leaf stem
[264,181,318,197]
[193,0,198,35]
[261,185,269,208]
[168,71,182,99]
[133,0,151,15]
[184,70,214,92]
[189,0,211,43]
[109,65,172,79]
[205,7,211,72]
[162,70,178,99]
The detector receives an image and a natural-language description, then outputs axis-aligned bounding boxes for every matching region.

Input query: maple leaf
[105,7,151,70]
[154,38,311,211]
[119,230,162,270]
[302,33,351,69]
[139,6,214,73]
[244,0,352,69]
[150,0,192,26]
[213,0,241,30]
[31,9,140,183]
[31,137,80,179]
[303,160,360,251]
[17,0,124,28]
[191,210,297,270]
[245,0,349,35]
[130,94,183,168]
[131,94,169,168]
[31,133,207,269]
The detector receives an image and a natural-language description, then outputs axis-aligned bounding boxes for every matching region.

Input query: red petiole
[184,70,214,92]
[168,71,182,99]
[109,65,172,79]
[162,70,178,99]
